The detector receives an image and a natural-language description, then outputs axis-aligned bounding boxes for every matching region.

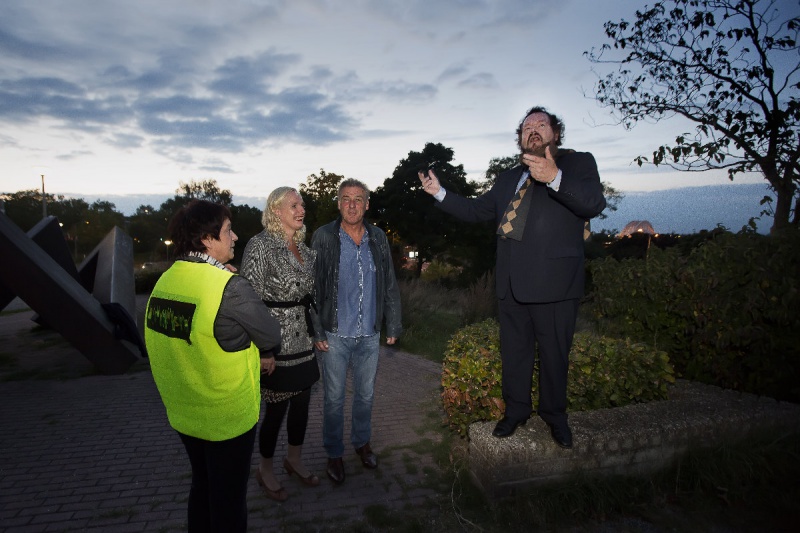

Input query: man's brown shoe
[355,442,378,469]
[326,457,345,484]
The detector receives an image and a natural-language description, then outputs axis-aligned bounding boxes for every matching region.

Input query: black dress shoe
[326,457,345,484]
[355,443,378,469]
[492,416,527,438]
[547,423,573,449]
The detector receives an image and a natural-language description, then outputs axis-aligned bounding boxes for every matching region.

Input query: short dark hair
[515,106,565,149]
[167,199,232,258]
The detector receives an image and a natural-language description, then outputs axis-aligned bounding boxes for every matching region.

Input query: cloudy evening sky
[1,0,791,234]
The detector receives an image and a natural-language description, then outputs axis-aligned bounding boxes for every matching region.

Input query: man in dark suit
[418,106,606,448]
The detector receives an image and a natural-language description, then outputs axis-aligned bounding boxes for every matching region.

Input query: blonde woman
[241,187,320,502]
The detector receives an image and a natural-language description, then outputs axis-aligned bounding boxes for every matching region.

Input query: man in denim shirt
[310,178,402,485]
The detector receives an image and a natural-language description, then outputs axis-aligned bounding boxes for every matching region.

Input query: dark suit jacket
[438,150,606,303]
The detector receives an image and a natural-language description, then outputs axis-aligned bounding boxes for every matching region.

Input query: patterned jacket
[240,230,319,392]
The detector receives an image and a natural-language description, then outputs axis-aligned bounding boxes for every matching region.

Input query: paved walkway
[0,299,446,532]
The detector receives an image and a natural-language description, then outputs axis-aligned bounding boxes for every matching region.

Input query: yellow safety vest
[145,261,260,441]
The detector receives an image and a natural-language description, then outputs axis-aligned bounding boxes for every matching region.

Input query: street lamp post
[164,240,172,261]
[41,173,47,218]
[34,166,49,219]
[73,223,79,258]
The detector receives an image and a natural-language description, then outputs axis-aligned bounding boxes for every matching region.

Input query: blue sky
[0,0,778,233]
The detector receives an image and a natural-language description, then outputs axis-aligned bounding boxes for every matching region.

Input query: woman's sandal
[255,467,288,502]
[283,457,320,487]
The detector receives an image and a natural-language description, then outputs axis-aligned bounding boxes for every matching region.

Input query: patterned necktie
[497,175,533,241]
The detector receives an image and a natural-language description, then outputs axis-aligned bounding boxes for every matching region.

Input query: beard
[519,137,556,162]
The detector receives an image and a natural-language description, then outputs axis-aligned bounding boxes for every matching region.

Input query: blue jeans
[321,333,380,458]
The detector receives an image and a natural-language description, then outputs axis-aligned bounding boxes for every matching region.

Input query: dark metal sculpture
[0,212,145,374]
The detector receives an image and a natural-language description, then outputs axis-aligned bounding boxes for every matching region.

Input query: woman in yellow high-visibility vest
[145,199,281,533]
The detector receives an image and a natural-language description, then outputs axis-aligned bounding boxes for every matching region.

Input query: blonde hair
[262,187,306,244]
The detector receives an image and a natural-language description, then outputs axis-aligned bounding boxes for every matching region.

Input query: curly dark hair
[515,106,565,150]
[167,199,232,258]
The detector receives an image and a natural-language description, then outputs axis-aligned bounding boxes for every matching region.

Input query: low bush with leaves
[588,230,800,402]
[441,319,674,436]
[134,265,168,294]
[458,270,497,326]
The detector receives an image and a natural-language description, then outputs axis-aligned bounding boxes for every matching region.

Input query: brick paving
[0,299,446,532]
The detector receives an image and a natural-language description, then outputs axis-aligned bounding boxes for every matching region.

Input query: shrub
[588,230,800,402]
[568,331,675,412]
[441,319,674,436]
[399,276,496,332]
[441,320,504,436]
[398,278,456,325]
[134,265,168,294]
[456,270,497,326]
[396,278,463,361]
[421,260,462,282]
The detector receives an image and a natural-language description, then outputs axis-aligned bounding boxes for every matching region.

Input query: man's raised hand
[418,169,441,196]
[521,145,558,184]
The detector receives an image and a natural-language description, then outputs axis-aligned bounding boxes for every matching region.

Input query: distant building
[617,220,656,238]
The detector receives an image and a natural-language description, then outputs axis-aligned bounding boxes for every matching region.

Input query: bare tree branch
[585,0,799,231]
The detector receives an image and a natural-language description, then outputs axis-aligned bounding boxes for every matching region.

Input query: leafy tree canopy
[1,190,124,258]
[229,203,264,263]
[2,189,52,232]
[129,204,166,255]
[158,179,234,221]
[3,179,266,264]
[300,169,344,236]
[177,179,233,206]
[585,0,800,232]
[480,156,519,193]
[371,142,494,279]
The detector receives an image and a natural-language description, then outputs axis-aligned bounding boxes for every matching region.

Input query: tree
[585,0,800,232]
[176,179,233,206]
[482,154,624,220]
[2,189,48,231]
[50,197,90,259]
[371,143,494,280]
[128,205,166,257]
[1,190,104,260]
[300,169,344,237]
[158,179,234,223]
[479,155,520,193]
[80,200,126,257]
[229,203,264,264]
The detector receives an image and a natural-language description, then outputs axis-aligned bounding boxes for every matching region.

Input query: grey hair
[338,178,370,203]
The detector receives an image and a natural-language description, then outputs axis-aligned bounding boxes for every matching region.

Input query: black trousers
[178,424,257,533]
[497,295,579,426]
[259,387,312,458]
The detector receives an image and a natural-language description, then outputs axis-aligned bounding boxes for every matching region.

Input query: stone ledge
[468,380,800,500]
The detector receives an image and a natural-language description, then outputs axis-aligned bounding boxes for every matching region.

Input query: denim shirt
[310,218,402,342]
[335,226,377,338]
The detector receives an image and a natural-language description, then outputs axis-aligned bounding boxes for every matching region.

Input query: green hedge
[588,230,800,402]
[134,266,167,294]
[441,319,674,437]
